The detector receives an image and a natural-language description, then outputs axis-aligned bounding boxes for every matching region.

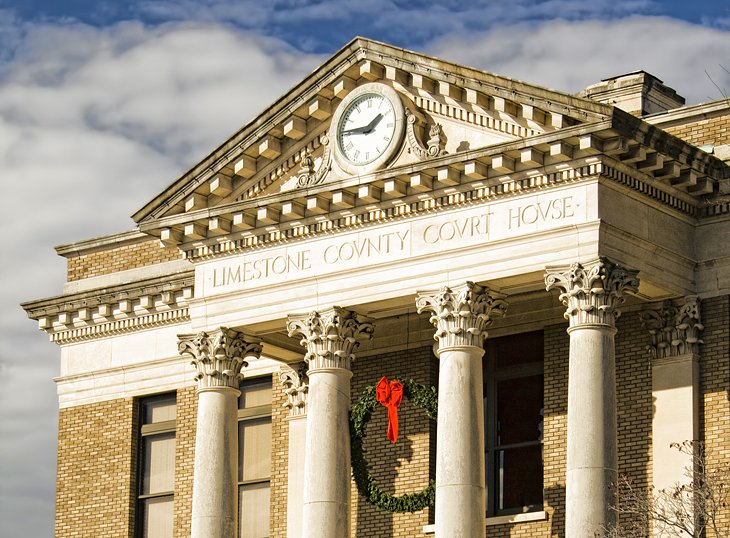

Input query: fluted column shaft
[416,282,507,538]
[287,307,373,538]
[178,328,262,538]
[546,258,639,537]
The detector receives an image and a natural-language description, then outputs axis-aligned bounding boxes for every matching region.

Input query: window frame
[136,392,177,538]
[484,331,544,517]
[237,377,273,538]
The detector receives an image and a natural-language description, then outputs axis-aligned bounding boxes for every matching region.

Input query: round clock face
[332,83,405,175]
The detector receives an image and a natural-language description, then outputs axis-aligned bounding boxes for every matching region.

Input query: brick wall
[664,113,730,147]
[700,296,730,537]
[67,239,181,281]
[173,386,197,538]
[55,398,138,538]
[349,345,438,537]
[270,372,289,537]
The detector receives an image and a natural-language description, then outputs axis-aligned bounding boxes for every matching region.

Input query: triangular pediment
[133,38,728,256]
[133,37,612,224]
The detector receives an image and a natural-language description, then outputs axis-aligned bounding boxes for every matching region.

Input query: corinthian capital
[415,281,507,352]
[279,363,309,418]
[178,328,262,391]
[286,307,374,372]
[641,296,704,359]
[545,257,639,328]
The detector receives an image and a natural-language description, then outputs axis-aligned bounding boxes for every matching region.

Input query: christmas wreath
[349,377,438,512]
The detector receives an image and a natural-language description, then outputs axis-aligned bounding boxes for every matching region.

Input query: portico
[22,38,730,538]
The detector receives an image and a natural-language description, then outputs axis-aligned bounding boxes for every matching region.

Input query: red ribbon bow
[376,376,403,443]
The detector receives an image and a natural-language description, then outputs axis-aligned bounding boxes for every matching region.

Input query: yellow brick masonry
[173,386,197,538]
[664,113,730,147]
[270,373,289,537]
[66,238,180,281]
[699,296,730,537]
[55,398,138,538]
[349,345,438,537]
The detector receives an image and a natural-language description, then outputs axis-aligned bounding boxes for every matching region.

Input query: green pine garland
[349,378,438,512]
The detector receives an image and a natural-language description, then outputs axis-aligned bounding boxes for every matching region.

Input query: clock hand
[342,113,383,135]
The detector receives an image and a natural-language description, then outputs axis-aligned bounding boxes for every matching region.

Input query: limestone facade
[24,37,730,538]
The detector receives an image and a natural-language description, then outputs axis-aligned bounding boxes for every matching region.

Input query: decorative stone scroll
[545,257,640,328]
[178,328,262,390]
[415,281,507,351]
[286,307,374,371]
[296,137,332,188]
[405,108,447,159]
[641,296,704,358]
[279,362,309,417]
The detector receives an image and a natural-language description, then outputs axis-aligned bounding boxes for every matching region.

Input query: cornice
[55,229,150,258]
[22,272,195,344]
[643,98,730,128]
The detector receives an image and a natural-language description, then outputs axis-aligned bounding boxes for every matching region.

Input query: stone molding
[640,296,704,359]
[415,281,507,352]
[545,257,640,328]
[286,307,374,372]
[178,328,262,390]
[22,274,194,343]
[279,363,309,417]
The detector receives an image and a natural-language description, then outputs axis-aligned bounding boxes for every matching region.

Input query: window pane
[141,496,174,538]
[143,397,177,424]
[494,331,543,368]
[496,445,543,512]
[238,418,272,482]
[142,433,175,494]
[496,374,544,445]
[239,482,270,538]
[239,378,272,409]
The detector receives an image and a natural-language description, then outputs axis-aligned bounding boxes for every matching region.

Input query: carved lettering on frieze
[640,296,704,359]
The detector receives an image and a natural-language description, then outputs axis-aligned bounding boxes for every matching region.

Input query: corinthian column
[178,328,262,538]
[416,282,507,538]
[287,307,373,538]
[545,258,639,537]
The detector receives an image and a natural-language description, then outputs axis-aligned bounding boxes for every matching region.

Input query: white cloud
[428,16,730,105]
[0,20,319,537]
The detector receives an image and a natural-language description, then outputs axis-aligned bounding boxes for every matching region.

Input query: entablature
[21,272,195,344]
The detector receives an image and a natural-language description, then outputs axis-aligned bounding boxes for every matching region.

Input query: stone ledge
[422,510,547,534]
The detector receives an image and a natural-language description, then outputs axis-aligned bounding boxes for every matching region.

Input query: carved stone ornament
[640,296,704,359]
[178,328,262,390]
[286,307,374,371]
[405,108,447,160]
[415,281,507,352]
[545,257,640,328]
[296,137,332,188]
[279,362,309,417]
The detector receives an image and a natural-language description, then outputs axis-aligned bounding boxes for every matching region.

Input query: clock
[331,82,406,175]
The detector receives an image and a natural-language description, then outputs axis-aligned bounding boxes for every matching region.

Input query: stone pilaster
[416,281,507,538]
[545,258,639,538]
[641,297,703,537]
[178,328,262,538]
[279,363,309,538]
[287,308,373,538]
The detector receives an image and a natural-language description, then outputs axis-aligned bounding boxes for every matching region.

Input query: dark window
[484,331,544,516]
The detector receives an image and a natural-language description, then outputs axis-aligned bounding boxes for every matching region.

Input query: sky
[0,0,728,536]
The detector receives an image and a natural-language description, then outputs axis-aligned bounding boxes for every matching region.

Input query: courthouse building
[23,38,730,537]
